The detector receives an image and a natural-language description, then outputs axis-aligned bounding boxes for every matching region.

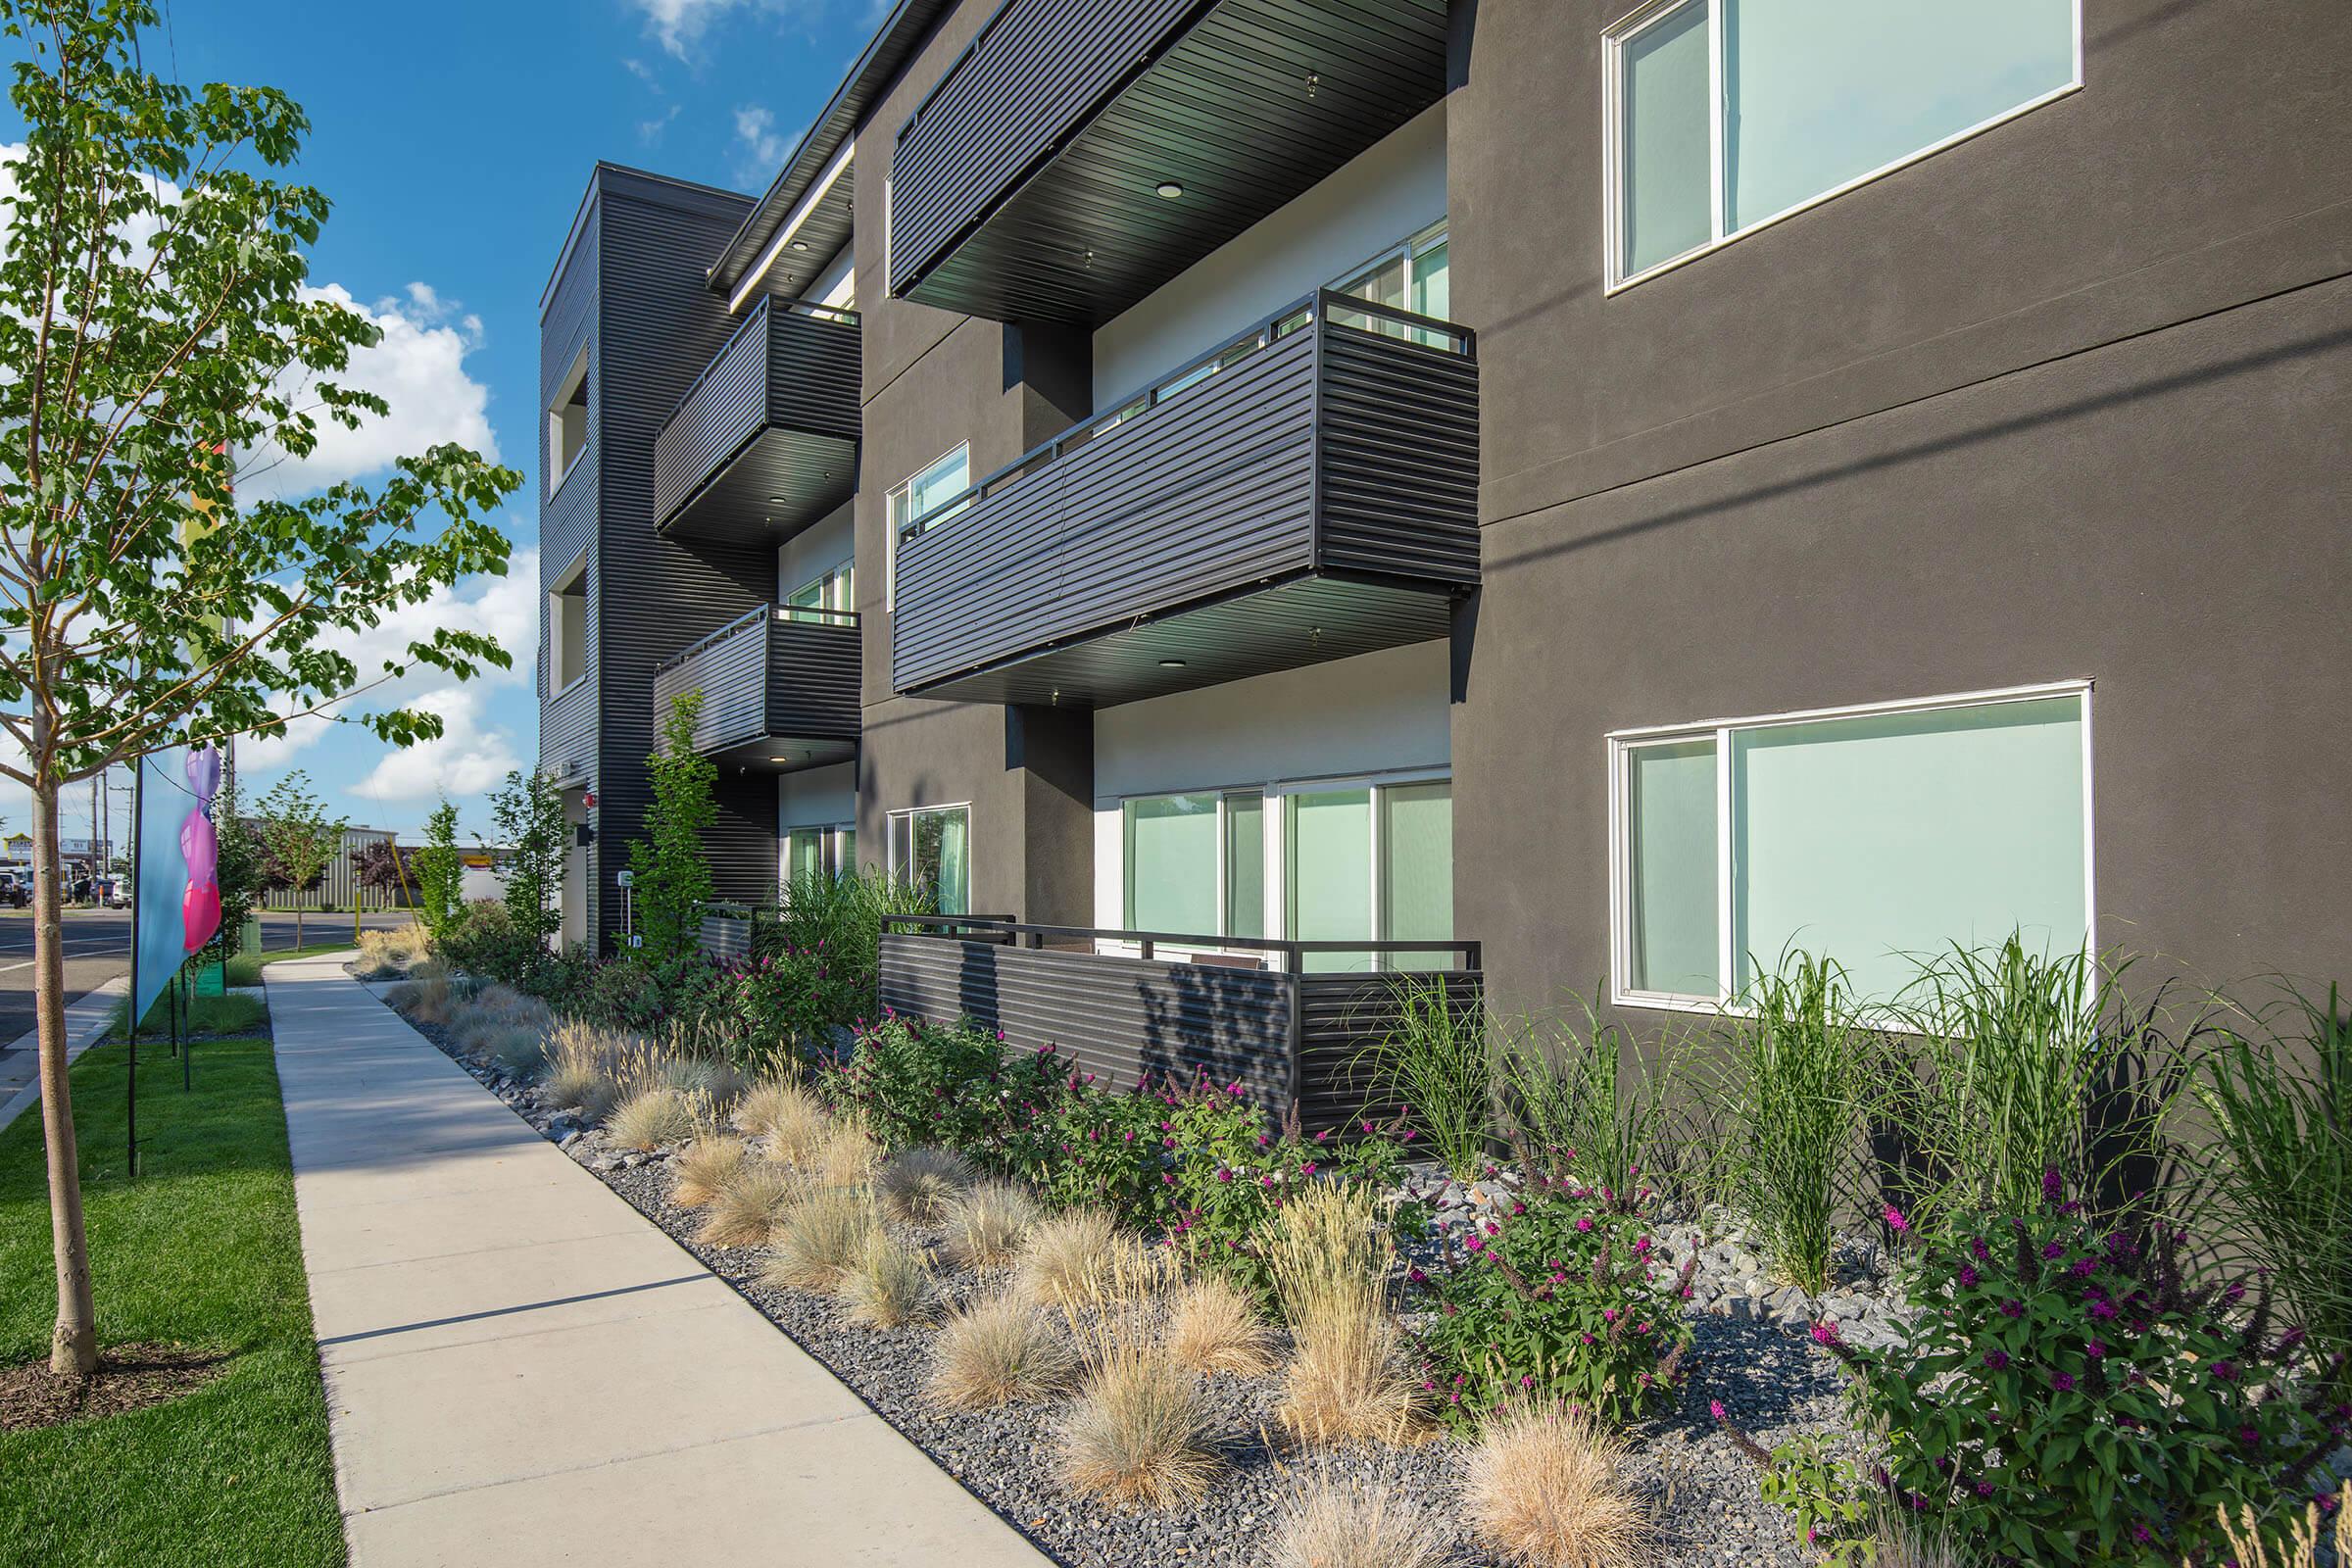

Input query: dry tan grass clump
[841,1233,942,1328]
[388,972,458,1024]
[812,1121,881,1188]
[659,1052,746,1116]
[2207,1484,2351,1568]
[538,1019,641,1118]
[1267,1478,1454,1568]
[698,1162,808,1249]
[752,1080,834,1168]
[1462,1404,1647,1568]
[355,924,433,979]
[1056,1325,1222,1508]
[672,1135,749,1208]
[878,1147,975,1224]
[1268,1182,1423,1446]
[926,1293,1079,1409]
[1164,1277,1276,1376]
[736,1077,818,1139]
[1015,1209,1165,1309]
[607,1087,700,1152]
[761,1186,881,1294]
[944,1180,1041,1271]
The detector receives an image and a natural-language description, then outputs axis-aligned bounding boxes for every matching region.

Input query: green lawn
[0,1038,345,1567]
[224,942,355,989]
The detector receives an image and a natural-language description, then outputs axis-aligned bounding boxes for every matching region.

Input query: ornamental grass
[671,1135,748,1208]
[606,1086,699,1152]
[1164,1276,1276,1376]
[1462,1403,1648,1568]
[1267,1478,1453,1568]
[696,1161,807,1249]
[841,1232,943,1329]
[1266,1182,1423,1446]
[1056,1312,1222,1508]
[926,1293,1079,1410]
[944,1179,1041,1271]
[877,1146,975,1225]
[762,1186,881,1294]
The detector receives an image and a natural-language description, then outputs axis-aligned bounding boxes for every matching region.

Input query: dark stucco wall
[1446,0,2352,1016]
[848,2,1099,921]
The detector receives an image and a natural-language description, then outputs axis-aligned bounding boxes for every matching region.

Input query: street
[0,906,415,1048]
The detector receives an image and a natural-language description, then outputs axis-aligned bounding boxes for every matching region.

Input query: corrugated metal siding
[892,326,1319,691]
[1296,969,1485,1136]
[538,168,785,953]
[878,934,1296,1105]
[653,302,770,527]
[1315,322,1480,586]
[890,0,1201,300]
[765,308,863,443]
[767,617,862,740]
[655,612,770,753]
[700,907,758,961]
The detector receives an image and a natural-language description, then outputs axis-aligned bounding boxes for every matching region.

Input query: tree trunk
[33,771,97,1376]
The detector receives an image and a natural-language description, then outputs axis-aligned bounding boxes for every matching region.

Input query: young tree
[408,797,465,938]
[251,772,345,950]
[629,691,715,975]
[489,768,565,974]
[0,4,517,1375]
[351,836,406,903]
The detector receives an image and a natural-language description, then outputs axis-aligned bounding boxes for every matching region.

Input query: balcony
[652,606,860,773]
[888,0,1448,324]
[879,916,1483,1134]
[654,297,861,542]
[890,291,1477,709]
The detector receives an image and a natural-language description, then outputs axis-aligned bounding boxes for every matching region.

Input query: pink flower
[1574,1217,1593,1233]
[1215,1167,1233,1184]
[1883,1202,1909,1234]
[1709,1399,1727,1421]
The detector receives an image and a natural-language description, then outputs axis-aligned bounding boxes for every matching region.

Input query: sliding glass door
[1283,779,1453,971]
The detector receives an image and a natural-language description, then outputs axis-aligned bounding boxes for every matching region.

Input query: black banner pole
[126,760,141,1181]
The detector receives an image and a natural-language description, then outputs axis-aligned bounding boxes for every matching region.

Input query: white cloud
[351,686,522,804]
[236,281,499,503]
[732,104,791,181]
[637,0,756,59]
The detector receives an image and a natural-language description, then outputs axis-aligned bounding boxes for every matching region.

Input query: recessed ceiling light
[767,495,789,504]
[1158,658,1188,668]
[790,239,810,252]
[1155,181,1184,200]
[767,755,791,762]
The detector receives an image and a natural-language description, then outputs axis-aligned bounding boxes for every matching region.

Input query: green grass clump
[0,1036,345,1566]
[1726,951,1862,1295]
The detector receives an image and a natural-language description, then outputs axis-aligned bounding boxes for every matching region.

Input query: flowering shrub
[1162,1089,1418,1300]
[1836,1176,2349,1565]
[713,946,860,1066]
[1032,1082,1171,1225]
[1724,1428,1871,1568]
[833,1014,1063,1166]
[1418,1176,1694,1429]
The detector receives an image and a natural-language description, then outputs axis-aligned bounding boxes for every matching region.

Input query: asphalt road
[0,906,414,1048]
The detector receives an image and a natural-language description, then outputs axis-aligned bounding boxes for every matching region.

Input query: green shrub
[437,899,538,984]
[1419,1176,1694,1429]
[1032,1083,1169,1225]
[757,868,937,1027]
[1837,1177,2344,1564]
[833,1014,1061,1165]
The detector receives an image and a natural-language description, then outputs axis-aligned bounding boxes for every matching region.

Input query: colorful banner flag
[131,746,222,1027]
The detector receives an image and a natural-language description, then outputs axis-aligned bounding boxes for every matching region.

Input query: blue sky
[1,0,879,847]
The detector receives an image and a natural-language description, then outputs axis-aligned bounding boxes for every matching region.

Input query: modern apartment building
[540,0,2350,1073]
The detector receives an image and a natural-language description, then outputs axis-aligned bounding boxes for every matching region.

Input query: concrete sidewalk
[266,954,1052,1566]
[0,972,130,1137]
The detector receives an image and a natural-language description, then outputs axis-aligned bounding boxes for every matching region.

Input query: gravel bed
[384,985,1880,1567]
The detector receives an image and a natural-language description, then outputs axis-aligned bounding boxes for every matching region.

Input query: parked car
[0,876,26,909]
[102,879,131,909]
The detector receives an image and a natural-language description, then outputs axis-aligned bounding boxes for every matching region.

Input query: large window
[784,558,855,621]
[888,805,968,916]
[1605,0,2080,287]
[1122,791,1264,938]
[1284,777,1453,972]
[1331,220,1451,341]
[885,445,969,612]
[1610,685,2092,1008]
[783,824,856,888]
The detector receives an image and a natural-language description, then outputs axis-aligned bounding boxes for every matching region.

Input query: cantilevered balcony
[652,606,860,773]
[889,291,1477,709]
[887,0,1448,324]
[653,298,860,542]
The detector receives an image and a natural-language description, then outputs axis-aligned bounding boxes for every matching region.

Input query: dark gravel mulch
[0,1342,230,1433]
[389,986,1845,1568]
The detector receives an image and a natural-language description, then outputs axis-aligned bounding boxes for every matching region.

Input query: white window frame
[884,442,969,612]
[886,802,971,909]
[1599,0,2084,294]
[1604,680,2095,1014]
